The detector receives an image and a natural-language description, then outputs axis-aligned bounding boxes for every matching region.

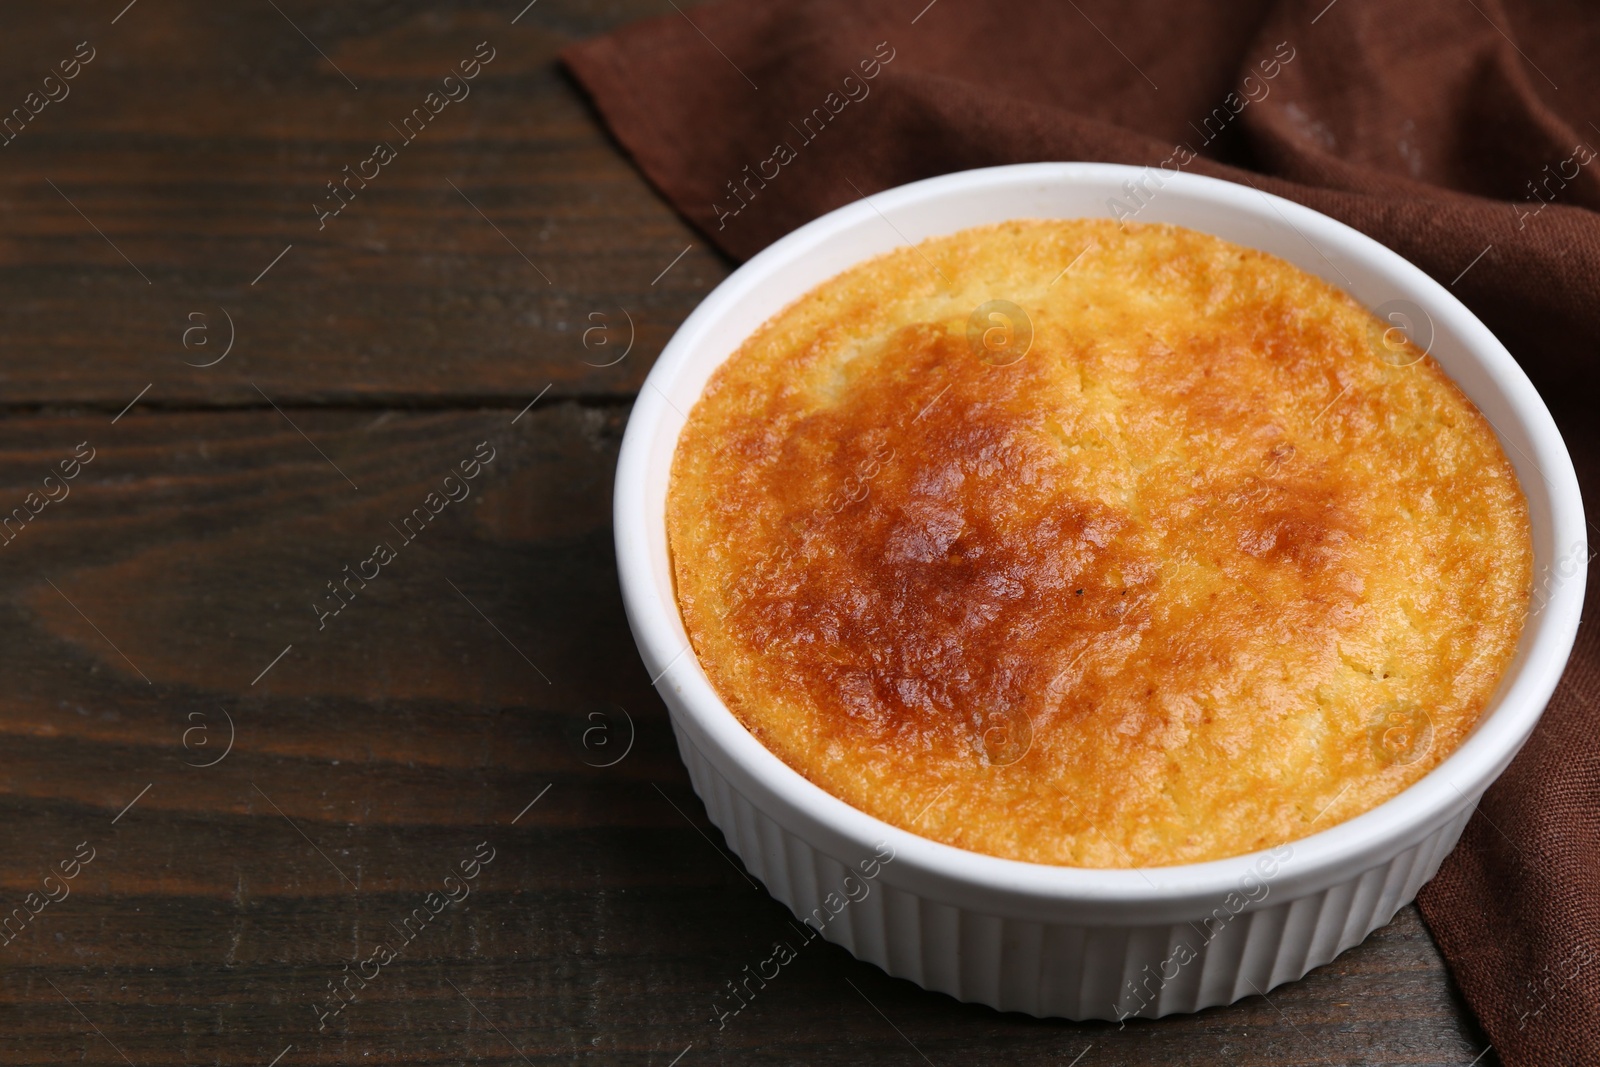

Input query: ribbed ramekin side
[666,713,1475,1021]
[918,897,963,998]
[881,883,926,985]
[997,915,1046,1015]
[1038,921,1091,1016]
[849,858,893,967]
[814,851,856,953]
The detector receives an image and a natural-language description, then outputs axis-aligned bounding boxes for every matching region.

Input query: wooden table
[0,2,1496,1064]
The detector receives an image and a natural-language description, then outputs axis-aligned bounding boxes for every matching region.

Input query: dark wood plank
[0,0,726,408]
[0,407,1493,1066]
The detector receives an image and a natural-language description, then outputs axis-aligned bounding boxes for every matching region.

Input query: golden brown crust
[667,219,1532,867]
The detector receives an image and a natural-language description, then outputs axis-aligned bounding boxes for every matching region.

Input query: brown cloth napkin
[565,2,1600,1061]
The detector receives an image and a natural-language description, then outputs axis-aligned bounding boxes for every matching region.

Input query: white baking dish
[613,163,1585,1019]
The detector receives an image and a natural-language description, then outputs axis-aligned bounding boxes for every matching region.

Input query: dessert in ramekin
[616,164,1584,1019]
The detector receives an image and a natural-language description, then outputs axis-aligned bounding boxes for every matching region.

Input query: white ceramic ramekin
[614,163,1586,1020]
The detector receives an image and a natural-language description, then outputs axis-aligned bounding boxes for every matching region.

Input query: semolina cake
[666,219,1532,867]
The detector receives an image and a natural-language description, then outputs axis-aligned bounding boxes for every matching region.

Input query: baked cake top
[666,219,1531,867]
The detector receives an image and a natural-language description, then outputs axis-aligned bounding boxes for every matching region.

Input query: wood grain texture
[0,0,720,408]
[0,1,1498,1065]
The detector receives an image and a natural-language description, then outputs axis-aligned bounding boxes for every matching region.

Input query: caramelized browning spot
[729,326,1146,755]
